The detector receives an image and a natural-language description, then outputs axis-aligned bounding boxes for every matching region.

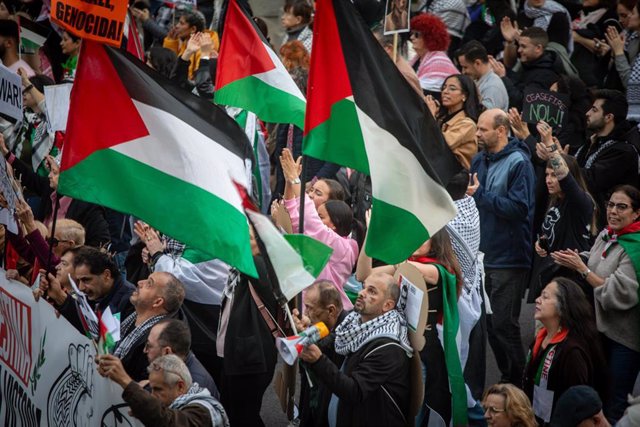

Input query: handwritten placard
[522,88,569,129]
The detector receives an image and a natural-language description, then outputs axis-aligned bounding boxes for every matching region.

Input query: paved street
[259,297,537,426]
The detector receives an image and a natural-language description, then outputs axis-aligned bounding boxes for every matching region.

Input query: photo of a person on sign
[384,0,410,34]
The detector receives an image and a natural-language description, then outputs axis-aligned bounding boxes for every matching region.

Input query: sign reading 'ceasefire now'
[51,0,127,46]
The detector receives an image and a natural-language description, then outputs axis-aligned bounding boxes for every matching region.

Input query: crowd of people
[2,0,640,426]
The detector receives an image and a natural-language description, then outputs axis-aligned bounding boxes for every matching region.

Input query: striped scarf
[170,383,230,427]
[334,310,412,356]
[524,0,573,53]
[113,312,167,358]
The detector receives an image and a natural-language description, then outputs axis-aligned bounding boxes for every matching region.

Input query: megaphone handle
[283,303,299,335]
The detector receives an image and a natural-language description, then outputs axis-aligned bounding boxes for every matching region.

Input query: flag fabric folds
[215,0,306,129]
[303,0,461,265]
[59,40,257,277]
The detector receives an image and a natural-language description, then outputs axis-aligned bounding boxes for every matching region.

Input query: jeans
[485,268,527,386]
[603,336,640,423]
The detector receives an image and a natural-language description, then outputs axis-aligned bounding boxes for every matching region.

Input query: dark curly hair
[410,13,450,52]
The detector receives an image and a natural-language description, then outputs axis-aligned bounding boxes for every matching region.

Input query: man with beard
[299,272,412,427]
[112,271,186,381]
[0,19,34,76]
[538,90,640,228]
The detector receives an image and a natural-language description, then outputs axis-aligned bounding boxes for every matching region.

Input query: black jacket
[222,256,278,376]
[56,275,135,337]
[504,51,564,109]
[299,310,349,427]
[308,337,411,427]
[575,121,640,227]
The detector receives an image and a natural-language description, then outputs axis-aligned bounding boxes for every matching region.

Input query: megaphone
[277,322,330,365]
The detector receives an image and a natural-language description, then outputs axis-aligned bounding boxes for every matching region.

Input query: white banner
[0,273,142,426]
[0,64,22,122]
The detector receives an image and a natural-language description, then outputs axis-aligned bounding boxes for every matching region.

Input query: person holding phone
[529,121,598,301]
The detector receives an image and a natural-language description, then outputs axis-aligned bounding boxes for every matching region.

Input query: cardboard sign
[0,276,143,426]
[522,88,570,129]
[393,263,429,352]
[44,83,73,132]
[0,64,22,123]
[383,0,410,34]
[51,0,127,47]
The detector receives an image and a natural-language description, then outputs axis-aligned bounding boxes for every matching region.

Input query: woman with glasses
[425,74,481,169]
[523,277,607,425]
[482,383,536,427]
[551,184,640,423]
[408,13,459,97]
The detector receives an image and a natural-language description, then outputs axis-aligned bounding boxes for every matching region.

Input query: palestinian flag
[18,17,49,55]
[123,11,145,61]
[247,210,332,301]
[98,307,120,355]
[215,0,306,129]
[59,41,257,277]
[303,0,461,265]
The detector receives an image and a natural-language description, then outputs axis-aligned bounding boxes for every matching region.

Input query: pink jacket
[285,195,358,310]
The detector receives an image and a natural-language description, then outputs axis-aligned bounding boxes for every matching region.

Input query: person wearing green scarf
[60,31,81,82]
[551,184,640,423]
[356,226,468,426]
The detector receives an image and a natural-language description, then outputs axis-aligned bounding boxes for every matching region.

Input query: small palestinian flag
[59,41,257,277]
[303,0,461,265]
[18,17,49,55]
[98,307,120,355]
[215,0,306,129]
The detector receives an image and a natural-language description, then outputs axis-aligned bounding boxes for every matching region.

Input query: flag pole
[393,33,398,63]
[297,155,308,234]
[46,194,60,273]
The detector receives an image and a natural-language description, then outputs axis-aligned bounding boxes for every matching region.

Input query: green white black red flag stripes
[215,0,306,129]
[246,209,332,301]
[303,0,461,265]
[59,41,257,277]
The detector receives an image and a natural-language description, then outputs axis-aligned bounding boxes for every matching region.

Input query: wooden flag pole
[393,33,398,63]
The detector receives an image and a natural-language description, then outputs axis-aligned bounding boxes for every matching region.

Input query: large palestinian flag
[59,41,257,277]
[215,0,306,129]
[303,0,461,265]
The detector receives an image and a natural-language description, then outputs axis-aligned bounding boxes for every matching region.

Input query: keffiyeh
[334,309,412,356]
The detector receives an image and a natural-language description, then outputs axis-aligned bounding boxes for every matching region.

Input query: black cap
[550,385,602,427]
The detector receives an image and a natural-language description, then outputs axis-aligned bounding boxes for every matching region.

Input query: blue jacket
[470,137,536,268]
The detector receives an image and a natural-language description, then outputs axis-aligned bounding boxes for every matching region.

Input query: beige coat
[441,111,478,170]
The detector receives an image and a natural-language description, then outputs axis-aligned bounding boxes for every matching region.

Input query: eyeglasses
[51,237,59,247]
[483,405,506,415]
[409,31,421,39]
[605,201,631,211]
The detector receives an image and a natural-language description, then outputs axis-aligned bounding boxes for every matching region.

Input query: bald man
[300,272,412,426]
[470,109,536,386]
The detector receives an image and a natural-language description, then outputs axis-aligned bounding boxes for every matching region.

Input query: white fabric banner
[0,274,142,426]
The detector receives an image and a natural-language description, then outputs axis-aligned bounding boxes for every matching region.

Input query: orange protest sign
[51,0,127,47]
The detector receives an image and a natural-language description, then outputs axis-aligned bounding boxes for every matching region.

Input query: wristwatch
[547,143,558,152]
[580,268,591,279]
[290,178,301,185]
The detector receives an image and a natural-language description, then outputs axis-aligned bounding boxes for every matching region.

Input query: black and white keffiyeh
[524,0,573,53]
[170,383,230,427]
[113,312,167,358]
[334,310,412,356]
[447,196,481,296]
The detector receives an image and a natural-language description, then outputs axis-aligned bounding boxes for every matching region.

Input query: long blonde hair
[482,384,537,427]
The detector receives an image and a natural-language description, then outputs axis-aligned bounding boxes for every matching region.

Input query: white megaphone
[277,322,330,365]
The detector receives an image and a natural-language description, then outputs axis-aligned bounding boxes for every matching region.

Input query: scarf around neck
[334,310,412,356]
[524,0,573,53]
[170,383,230,427]
[113,312,167,358]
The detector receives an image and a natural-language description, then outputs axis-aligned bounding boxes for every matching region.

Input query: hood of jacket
[482,136,531,162]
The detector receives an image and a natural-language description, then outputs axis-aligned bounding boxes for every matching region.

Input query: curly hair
[280,40,310,70]
[482,384,537,427]
[410,13,450,52]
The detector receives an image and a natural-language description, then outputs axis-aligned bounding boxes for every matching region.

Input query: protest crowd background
[3,0,640,426]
